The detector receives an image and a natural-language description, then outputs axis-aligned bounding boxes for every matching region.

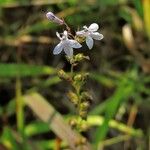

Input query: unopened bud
[46,12,64,25]
[80,137,87,144]
[58,70,72,82]
[79,110,87,120]
[74,53,90,62]
[74,74,82,81]
[75,137,87,146]
[69,119,77,128]
[67,91,78,105]
[81,92,93,103]
[80,101,90,110]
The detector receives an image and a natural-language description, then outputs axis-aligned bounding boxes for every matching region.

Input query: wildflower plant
[46,12,103,122]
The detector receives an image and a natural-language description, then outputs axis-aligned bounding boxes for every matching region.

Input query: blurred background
[0,0,150,150]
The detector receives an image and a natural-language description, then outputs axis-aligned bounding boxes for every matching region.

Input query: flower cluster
[46,12,103,57]
[46,11,104,121]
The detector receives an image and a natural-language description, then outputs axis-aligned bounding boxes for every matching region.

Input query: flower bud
[79,110,87,120]
[74,53,90,62]
[80,137,87,144]
[81,92,93,103]
[74,74,82,81]
[67,91,78,106]
[68,119,77,128]
[80,101,90,110]
[58,70,72,82]
[46,12,64,25]
[75,137,87,146]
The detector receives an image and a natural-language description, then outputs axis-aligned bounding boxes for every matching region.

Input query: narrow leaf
[0,63,56,78]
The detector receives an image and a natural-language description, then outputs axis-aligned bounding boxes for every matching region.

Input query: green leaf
[0,0,16,5]
[90,73,117,87]
[133,0,143,18]
[98,0,120,7]
[25,121,50,137]
[0,63,56,78]
[35,140,55,149]
[89,99,110,115]
[94,76,135,145]
[119,8,132,23]
[22,21,56,34]
[0,127,20,150]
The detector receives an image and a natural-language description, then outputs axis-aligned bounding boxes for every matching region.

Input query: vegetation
[0,0,149,149]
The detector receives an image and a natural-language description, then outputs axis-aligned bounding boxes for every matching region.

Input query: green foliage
[25,121,50,137]
[133,0,143,18]
[0,127,20,150]
[0,0,149,149]
[94,75,135,144]
[0,63,56,78]
[0,0,16,5]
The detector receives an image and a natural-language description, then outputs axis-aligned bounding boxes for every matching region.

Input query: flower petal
[53,42,63,55]
[64,46,73,57]
[76,30,86,36]
[86,36,94,49]
[88,23,99,31]
[63,30,68,37]
[90,32,104,40]
[69,40,82,48]
[56,32,61,40]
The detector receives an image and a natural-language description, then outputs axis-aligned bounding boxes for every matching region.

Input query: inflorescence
[46,11,103,121]
[46,11,103,57]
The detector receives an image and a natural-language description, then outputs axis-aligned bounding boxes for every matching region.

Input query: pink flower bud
[46,12,64,25]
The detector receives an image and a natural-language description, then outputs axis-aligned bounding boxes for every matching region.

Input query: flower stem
[16,77,24,136]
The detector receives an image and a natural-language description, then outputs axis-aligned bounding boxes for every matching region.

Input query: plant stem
[98,135,131,149]
[16,77,24,136]
[143,0,150,39]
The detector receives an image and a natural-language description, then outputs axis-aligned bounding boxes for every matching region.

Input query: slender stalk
[69,59,82,120]
[16,78,24,136]
[76,87,81,114]
[98,135,131,149]
[86,116,143,137]
[143,0,150,39]
[127,104,138,126]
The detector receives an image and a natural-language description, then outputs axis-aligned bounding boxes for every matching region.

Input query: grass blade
[94,77,135,145]
[0,63,56,78]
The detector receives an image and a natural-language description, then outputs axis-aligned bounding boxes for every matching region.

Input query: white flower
[53,30,82,57]
[76,23,103,49]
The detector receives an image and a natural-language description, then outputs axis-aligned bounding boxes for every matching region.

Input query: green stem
[16,78,24,136]
[70,60,82,118]
[65,115,143,137]
[98,135,131,149]
[143,0,150,39]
